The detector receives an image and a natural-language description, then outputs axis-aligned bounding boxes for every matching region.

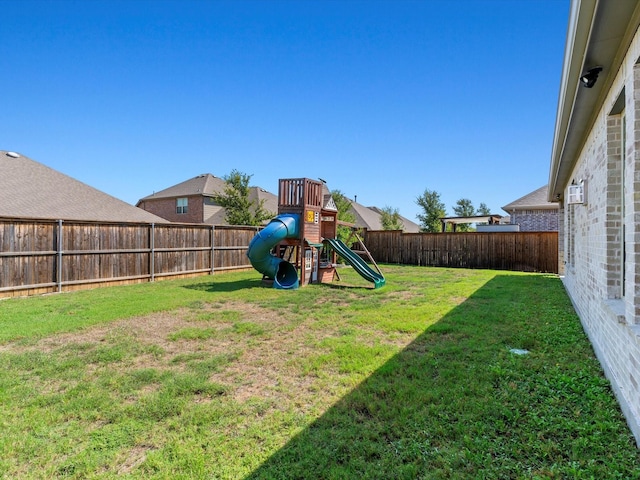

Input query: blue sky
[3,0,569,223]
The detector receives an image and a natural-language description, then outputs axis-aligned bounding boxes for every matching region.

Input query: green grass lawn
[1,265,639,479]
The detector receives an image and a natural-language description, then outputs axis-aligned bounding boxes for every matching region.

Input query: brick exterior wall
[559,28,640,444]
[138,195,204,224]
[510,210,558,231]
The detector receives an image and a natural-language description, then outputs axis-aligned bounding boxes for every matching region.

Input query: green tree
[331,189,356,243]
[453,198,475,217]
[477,202,491,216]
[416,189,446,232]
[452,198,475,232]
[476,202,492,226]
[380,206,404,231]
[212,169,274,226]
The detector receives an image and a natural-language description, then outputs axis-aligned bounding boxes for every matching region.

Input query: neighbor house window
[176,198,188,214]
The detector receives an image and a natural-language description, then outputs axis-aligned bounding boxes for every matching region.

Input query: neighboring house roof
[502,186,559,213]
[249,187,278,217]
[401,215,421,233]
[137,173,228,201]
[549,1,640,201]
[351,201,384,230]
[201,188,277,225]
[351,202,421,232]
[140,174,417,230]
[138,173,278,225]
[0,150,167,223]
[203,206,227,225]
[321,180,419,232]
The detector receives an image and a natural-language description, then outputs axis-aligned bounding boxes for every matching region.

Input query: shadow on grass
[182,278,264,293]
[245,274,640,479]
[320,282,375,291]
[184,275,376,293]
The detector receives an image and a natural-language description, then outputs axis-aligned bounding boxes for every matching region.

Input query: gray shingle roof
[0,151,167,223]
[138,173,228,200]
[502,186,559,212]
[138,174,278,225]
[200,188,277,226]
[203,206,227,225]
[138,174,277,212]
[350,201,383,230]
[249,187,278,217]
[351,202,421,232]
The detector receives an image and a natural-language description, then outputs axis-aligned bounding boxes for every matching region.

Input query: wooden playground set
[246,178,385,289]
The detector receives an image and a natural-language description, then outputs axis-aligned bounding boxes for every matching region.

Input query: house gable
[502,186,559,232]
[502,186,558,212]
[138,174,278,225]
[323,196,338,212]
[138,174,228,201]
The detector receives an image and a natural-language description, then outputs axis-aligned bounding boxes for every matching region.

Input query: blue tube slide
[246,213,300,289]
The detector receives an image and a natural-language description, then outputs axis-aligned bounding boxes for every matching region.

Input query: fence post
[56,219,63,292]
[150,223,155,282]
[210,225,215,274]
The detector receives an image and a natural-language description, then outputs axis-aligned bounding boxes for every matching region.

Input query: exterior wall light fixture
[580,66,602,88]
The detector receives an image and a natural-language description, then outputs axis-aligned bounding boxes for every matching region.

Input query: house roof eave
[502,204,559,213]
[548,0,640,202]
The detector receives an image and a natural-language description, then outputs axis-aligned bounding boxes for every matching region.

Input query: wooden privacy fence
[363,230,558,274]
[1,218,559,298]
[0,218,260,298]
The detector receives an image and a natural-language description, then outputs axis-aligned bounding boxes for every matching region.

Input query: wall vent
[567,184,585,204]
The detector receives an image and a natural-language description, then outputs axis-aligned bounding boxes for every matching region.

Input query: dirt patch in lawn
[0,302,355,410]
